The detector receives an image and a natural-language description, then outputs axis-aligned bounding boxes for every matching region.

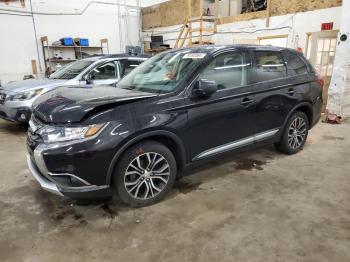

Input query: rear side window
[284,52,309,76]
[120,59,141,77]
[199,51,251,91]
[255,51,286,82]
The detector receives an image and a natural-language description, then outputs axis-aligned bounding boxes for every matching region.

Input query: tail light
[316,74,324,89]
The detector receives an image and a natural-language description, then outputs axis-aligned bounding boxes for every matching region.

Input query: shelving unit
[40,36,109,75]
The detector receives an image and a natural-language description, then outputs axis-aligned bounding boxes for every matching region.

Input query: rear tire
[113,141,177,207]
[275,111,309,155]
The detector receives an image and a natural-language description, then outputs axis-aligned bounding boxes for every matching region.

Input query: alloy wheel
[124,152,170,200]
[288,117,307,149]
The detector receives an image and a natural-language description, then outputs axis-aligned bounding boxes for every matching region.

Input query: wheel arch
[283,102,314,130]
[106,130,187,185]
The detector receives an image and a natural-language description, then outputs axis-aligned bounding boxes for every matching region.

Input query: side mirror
[83,74,93,84]
[193,79,217,97]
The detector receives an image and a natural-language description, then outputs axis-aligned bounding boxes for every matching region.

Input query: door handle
[287,88,295,96]
[240,97,254,106]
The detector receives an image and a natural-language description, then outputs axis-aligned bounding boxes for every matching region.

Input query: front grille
[0,111,7,118]
[0,92,6,104]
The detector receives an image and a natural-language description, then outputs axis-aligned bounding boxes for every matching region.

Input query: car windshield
[49,60,94,80]
[117,50,208,94]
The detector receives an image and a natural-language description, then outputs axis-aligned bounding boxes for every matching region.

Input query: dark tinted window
[284,52,308,76]
[90,62,117,80]
[255,51,286,82]
[49,60,94,80]
[199,51,251,90]
[120,59,141,77]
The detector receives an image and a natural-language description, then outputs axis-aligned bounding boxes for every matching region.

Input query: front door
[186,50,257,161]
[308,31,338,111]
[87,61,120,86]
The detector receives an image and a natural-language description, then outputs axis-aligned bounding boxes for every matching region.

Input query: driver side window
[90,62,117,80]
[199,51,251,91]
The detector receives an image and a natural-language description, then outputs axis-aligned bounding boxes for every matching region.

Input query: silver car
[0,54,149,123]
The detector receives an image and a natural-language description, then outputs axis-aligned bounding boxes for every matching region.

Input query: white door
[308,31,338,111]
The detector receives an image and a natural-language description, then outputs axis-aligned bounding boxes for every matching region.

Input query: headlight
[36,123,106,143]
[10,89,43,101]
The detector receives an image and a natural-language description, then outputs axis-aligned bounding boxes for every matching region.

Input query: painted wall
[142,6,342,55]
[141,0,170,7]
[0,0,142,85]
[215,7,341,52]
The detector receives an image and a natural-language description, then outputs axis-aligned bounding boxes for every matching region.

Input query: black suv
[27,45,323,206]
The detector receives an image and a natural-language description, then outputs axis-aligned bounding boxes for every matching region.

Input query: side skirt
[193,129,279,161]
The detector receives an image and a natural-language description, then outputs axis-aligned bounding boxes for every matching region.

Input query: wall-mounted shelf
[47,45,103,49]
[41,36,109,75]
[47,59,77,62]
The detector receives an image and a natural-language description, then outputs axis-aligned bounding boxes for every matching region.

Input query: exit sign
[321,22,334,31]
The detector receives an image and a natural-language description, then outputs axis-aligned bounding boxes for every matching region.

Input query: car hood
[33,85,157,123]
[1,79,67,93]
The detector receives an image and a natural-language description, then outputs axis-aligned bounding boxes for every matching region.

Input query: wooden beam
[188,23,192,47]
[257,34,289,40]
[199,0,203,45]
[179,27,190,48]
[31,60,38,76]
[214,0,219,32]
[188,0,191,18]
[190,28,216,33]
[174,23,187,48]
[266,0,272,27]
[305,32,312,56]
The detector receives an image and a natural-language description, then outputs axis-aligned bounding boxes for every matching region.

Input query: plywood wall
[271,0,342,16]
[142,0,342,28]
[217,0,342,24]
[142,0,201,29]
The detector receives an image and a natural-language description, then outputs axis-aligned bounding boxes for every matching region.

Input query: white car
[0,54,149,123]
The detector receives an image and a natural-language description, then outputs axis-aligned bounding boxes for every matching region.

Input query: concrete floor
[0,119,349,262]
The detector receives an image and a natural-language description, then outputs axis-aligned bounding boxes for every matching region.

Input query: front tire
[113,141,177,207]
[275,111,309,155]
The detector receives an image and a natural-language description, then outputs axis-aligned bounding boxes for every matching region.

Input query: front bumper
[27,154,112,198]
[26,136,115,198]
[0,100,32,122]
[27,155,63,196]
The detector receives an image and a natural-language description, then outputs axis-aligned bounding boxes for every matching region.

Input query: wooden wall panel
[217,0,342,25]
[217,10,266,25]
[142,0,200,29]
[142,0,342,29]
[271,0,342,16]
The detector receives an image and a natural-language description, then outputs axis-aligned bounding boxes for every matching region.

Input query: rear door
[119,59,142,78]
[186,50,257,161]
[251,50,311,137]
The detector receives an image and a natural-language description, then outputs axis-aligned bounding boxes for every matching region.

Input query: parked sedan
[0,54,149,123]
[27,45,323,206]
